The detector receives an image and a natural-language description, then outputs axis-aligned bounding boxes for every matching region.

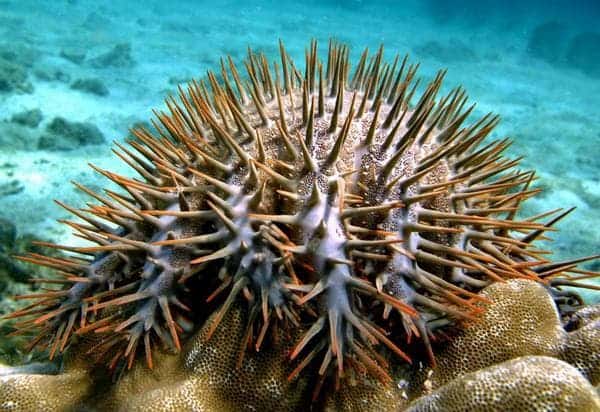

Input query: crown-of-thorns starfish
[6,39,599,395]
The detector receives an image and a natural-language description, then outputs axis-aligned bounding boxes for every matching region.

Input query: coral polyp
[6,39,598,393]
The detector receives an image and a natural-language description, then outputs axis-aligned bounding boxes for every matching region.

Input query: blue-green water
[0,0,598,301]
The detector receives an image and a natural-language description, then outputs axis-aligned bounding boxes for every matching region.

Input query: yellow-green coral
[101,305,310,411]
[405,356,600,412]
[415,279,600,389]
[0,366,91,410]
[2,280,599,411]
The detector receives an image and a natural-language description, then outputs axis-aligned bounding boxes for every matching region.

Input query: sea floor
[0,0,598,298]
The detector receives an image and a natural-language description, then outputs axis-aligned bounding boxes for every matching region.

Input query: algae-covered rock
[0,42,37,93]
[0,44,37,68]
[414,39,477,62]
[0,229,73,364]
[527,21,566,63]
[90,43,135,68]
[33,67,70,83]
[0,180,23,197]
[71,78,108,96]
[59,47,87,65]
[0,217,15,293]
[566,32,600,78]
[38,117,105,150]
[10,109,43,128]
[0,218,16,250]
[0,58,32,94]
[70,77,109,96]
[0,122,38,150]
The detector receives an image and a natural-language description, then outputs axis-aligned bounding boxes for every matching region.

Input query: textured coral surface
[1,40,599,411]
[2,280,599,411]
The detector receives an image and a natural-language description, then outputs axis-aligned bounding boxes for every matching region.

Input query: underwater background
[0,0,599,357]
